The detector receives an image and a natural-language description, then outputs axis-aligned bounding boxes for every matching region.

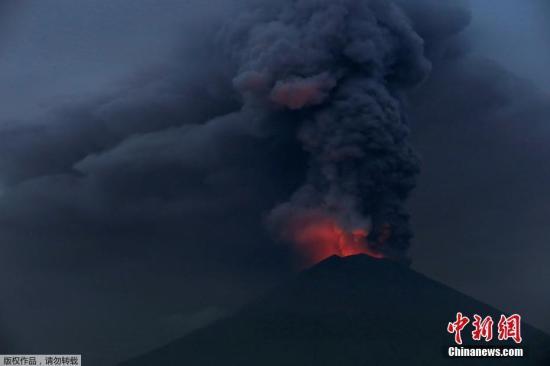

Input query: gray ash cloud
[4,0,550,364]
[222,0,431,257]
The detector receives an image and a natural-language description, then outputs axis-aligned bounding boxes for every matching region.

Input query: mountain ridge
[121,254,550,365]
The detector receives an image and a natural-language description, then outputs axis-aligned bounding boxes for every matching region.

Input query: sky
[466,0,550,94]
[409,0,550,336]
[0,1,549,365]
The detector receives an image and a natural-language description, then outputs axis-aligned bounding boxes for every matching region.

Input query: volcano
[121,255,550,365]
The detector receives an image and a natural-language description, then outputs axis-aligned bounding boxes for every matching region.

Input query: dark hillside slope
[122,255,550,365]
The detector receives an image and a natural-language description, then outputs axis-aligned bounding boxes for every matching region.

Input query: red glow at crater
[288,216,385,268]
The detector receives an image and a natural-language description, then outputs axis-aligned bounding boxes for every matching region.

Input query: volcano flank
[121,255,550,365]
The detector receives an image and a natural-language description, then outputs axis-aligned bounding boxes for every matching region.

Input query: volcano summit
[121,255,550,366]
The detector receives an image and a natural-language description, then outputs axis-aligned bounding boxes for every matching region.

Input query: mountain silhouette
[121,255,550,365]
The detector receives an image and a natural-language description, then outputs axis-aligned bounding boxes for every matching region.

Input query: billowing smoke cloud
[3,0,550,364]
[220,0,431,262]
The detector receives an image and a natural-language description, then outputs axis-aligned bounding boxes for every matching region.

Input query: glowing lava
[288,216,384,268]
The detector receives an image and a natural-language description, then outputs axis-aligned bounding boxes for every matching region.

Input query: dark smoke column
[221,0,431,264]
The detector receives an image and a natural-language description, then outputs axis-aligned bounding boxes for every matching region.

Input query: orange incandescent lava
[289,216,384,267]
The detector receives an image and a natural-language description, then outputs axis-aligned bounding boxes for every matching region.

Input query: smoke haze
[0,1,549,365]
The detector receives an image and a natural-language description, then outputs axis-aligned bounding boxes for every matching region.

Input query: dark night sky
[0,1,549,365]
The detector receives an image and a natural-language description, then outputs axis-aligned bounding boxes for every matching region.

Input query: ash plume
[3,0,550,362]
[222,0,431,260]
